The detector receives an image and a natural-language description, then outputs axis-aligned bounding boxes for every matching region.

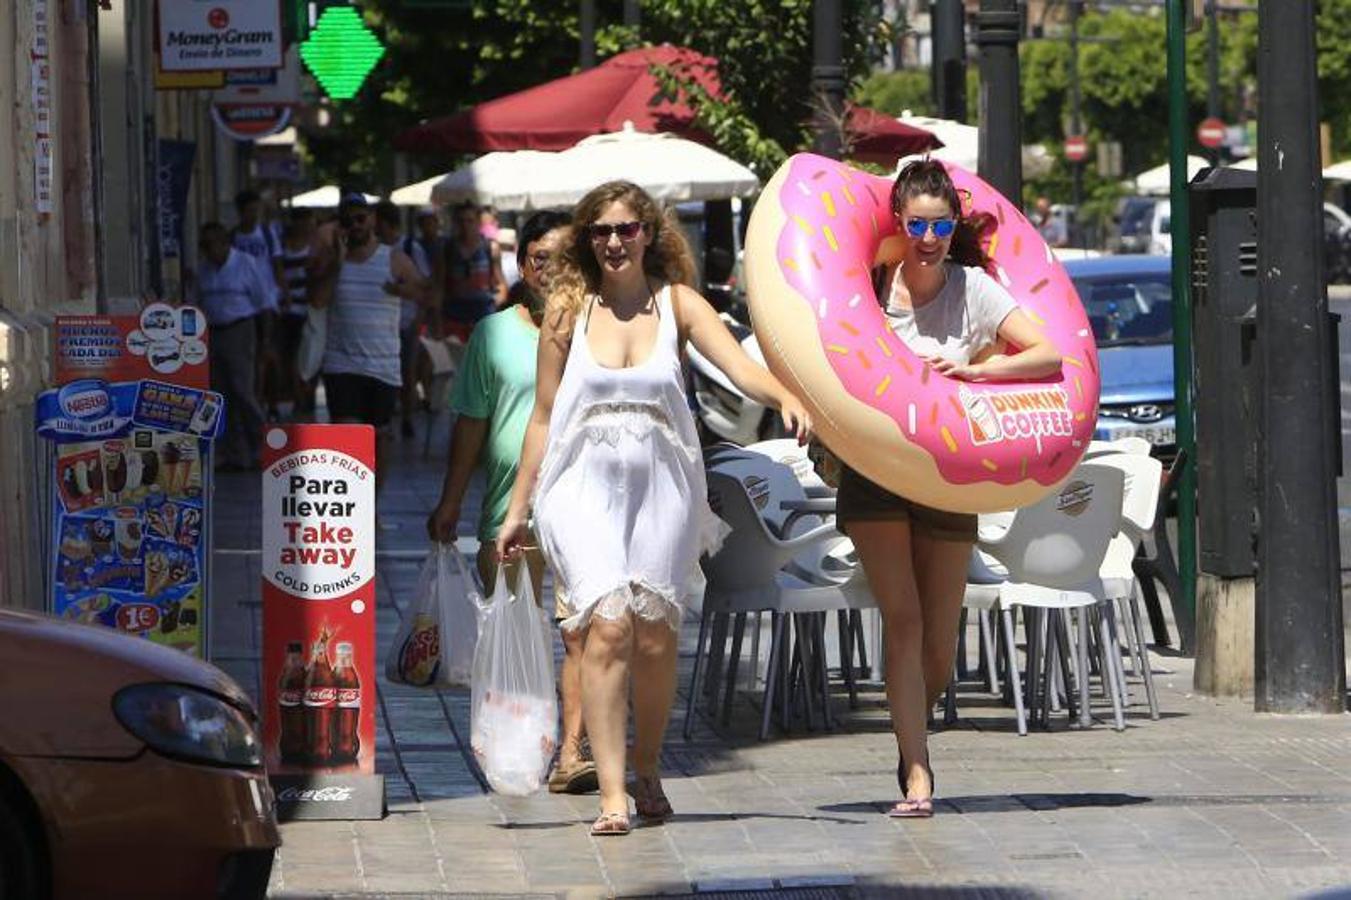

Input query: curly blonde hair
[548,181,697,316]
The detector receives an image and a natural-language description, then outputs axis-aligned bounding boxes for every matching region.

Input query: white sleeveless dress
[533,284,726,634]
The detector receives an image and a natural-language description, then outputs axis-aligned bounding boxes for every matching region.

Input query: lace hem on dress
[558,579,684,634]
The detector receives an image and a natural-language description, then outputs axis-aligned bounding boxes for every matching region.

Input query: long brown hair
[548,181,697,316]
[890,159,995,270]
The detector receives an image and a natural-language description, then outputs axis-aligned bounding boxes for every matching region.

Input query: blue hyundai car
[1064,255,1176,459]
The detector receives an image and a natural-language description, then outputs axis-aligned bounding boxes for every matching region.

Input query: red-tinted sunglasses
[589,221,645,242]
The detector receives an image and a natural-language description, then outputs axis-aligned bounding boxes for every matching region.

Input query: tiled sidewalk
[208,419,1351,900]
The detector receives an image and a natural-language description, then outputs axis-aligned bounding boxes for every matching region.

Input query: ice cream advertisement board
[35,306,222,658]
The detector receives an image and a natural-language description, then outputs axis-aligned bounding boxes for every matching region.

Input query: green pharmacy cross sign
[299,6,386,100]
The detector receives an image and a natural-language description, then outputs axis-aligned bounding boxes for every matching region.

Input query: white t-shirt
[884,263,1018,365]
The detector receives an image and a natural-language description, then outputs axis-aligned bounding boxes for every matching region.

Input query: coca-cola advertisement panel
[261,425,382,819]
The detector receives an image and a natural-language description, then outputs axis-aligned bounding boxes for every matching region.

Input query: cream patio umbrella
[1132,156,1209,195]
[430,123,760,211]
[390,174,448,207]
[283,185,380,208]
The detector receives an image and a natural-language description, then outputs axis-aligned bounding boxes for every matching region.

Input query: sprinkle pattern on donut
[768,154,1100,490]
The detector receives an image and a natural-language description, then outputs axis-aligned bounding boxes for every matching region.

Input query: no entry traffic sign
[1197,117,1226,149]
[1065,135,1089,163]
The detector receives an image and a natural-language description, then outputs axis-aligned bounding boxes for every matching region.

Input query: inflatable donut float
[743,153,1100,514]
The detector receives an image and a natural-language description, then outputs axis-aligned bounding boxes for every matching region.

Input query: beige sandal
[589,811,631,836]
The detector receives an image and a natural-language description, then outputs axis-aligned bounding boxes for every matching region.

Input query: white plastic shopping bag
[386,544,480,688]
[297,305,327,382]
[469,563,558,796]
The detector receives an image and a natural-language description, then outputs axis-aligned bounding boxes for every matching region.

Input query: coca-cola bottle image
[331,642,361,765]
[277,642,307,765]
[302,632,336,766]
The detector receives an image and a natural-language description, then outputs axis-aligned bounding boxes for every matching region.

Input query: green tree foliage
[303,1,889,188]
[1317,0,1351,157]
[853,67,979,122]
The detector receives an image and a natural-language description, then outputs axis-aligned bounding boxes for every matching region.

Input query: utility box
[1190,166,1259,578]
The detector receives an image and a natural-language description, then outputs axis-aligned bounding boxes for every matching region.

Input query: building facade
[0,1,232,612]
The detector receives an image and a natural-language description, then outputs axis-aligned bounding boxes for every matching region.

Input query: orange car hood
[0,609,255,758]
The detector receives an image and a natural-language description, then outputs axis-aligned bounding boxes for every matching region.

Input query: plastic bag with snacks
[385,545,480,688]
[469,564,557,796]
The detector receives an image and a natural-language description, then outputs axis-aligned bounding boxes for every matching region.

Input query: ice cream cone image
[145,550,170,597]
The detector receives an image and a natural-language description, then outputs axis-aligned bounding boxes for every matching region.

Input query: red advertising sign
[54,304,210,388]
[261,425,383,820]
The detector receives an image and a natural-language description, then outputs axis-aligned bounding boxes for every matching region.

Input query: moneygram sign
[158,0,282,71]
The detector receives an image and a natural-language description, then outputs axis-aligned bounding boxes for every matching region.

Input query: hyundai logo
[1129,404,1164,422]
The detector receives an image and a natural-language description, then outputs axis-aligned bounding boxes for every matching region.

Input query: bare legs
[558,627,587,767]
[848,520,971,801]
[577,599,678,819]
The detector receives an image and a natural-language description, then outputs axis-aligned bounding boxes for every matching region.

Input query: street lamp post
[1068,0,1083,247]
[976,0,1021,204]
[1254,0,1347,712]
[812,0,845,159]
[580,0,596,69]
[1206,0,1222,164]
[932,0,967,123]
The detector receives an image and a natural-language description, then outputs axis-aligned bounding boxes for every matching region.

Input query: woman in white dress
[497,181,811,836]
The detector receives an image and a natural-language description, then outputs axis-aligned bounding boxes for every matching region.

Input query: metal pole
[975,0,1021,203]
[1206,0,1222,164]
[580,0,597,69]
[1254,0,1346,712]
[1068,1,1083,247]
[1165,0,1198,650]
[931,0,967,123]
[812,0,845,159]
[623,0,641,29]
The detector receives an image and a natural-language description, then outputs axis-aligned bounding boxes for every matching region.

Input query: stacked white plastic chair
[688,449,871,740]
[962,461,1129,734]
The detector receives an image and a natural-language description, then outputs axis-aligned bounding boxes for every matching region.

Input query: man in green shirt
[426,210,597,793]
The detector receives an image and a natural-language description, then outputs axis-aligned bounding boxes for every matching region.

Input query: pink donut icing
[753,153,1099,505]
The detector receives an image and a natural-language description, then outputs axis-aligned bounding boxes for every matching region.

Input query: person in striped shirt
[317,193,429,488]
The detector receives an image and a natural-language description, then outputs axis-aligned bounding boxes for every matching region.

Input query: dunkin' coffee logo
[277,786,353,803]
[961,385,1073,450]
[1056,481,1094,517]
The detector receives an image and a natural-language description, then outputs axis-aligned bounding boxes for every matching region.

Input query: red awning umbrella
[392,45,722,155]
[844,103,943,165]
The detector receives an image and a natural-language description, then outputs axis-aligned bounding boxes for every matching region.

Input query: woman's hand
[926,355,986,381]
[494,513,531,563]
[779,394,813,445]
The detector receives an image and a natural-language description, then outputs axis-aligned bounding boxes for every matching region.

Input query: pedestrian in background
[231,189,284,421]
[190,221,273,471]
[496,182,810,835]
[441,202,507,337]
[374,200,434,438]
[277,207,317,418]
[1032,196,1069,249]
[426,210,598,794]
[319,194,429,489]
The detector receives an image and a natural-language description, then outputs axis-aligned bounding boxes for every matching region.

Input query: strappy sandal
[590,811,631,836]
[629,774,674,821]
[888,752,935,819]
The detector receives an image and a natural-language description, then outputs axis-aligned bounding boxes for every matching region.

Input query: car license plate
[1116,425,1176,446]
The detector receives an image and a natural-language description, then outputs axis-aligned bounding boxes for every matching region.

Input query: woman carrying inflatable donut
[841,160,1061,818]
[497,181,811,836]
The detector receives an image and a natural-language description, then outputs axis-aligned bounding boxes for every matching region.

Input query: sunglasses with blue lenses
[903,217,957,239]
